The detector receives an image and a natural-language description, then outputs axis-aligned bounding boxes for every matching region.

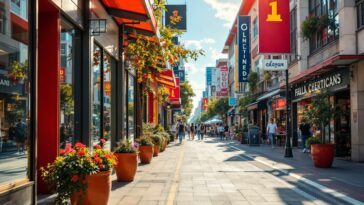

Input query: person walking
[200,124,205,140]
[299,119,311,153]
[170,123,177,140]
[190,123,195,140]
[224,124,229,140]
[219,124,225,140]
[177,120,185,144]
[266,118,277,148]
[196,124,201,140]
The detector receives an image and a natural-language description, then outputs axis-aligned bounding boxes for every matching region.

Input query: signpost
[262,59,288,71]
[258,0,292,158]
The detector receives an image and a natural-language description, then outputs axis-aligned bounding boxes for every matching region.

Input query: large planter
[114,153,138,182]
[139,145,154,164]
[71,170,111,205]
[311,144,334,168]
[153,145,160,156]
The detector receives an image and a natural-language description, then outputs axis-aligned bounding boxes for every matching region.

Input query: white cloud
[184,62,199,75]
[209,47,227,61]
[184,38,216,49]
[203,0,241,28]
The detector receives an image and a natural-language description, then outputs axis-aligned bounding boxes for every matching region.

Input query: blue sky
[168,0,241,112]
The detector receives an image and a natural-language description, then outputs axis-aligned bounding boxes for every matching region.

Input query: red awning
[155,69,176,88]
[222,0,256,53]
[102,0,157,36]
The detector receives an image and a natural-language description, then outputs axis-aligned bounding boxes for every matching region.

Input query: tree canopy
[180,81,195,117]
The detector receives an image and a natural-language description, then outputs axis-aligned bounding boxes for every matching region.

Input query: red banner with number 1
[259,0,290,54]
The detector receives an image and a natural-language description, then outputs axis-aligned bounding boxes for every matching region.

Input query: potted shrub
[138,136,154,164]
[151,135,162,156]
[303,92,341,168]
[41,142,116,205]
[113,140,139,182]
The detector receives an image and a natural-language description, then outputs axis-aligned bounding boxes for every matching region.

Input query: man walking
[266,118,277,148]
[299,119,311,153]
[177,120,185,144]
[196,124,201,140]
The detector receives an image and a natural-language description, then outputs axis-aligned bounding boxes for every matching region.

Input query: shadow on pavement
[112,180,133,190]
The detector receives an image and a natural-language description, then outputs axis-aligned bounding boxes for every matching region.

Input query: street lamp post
[284,69,293,158]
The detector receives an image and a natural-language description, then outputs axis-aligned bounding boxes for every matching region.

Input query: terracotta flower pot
[153,145,160,156]
[114,153,138,182]
[311,144,334,168]
[71,170,111,205]
[139,145,153,164]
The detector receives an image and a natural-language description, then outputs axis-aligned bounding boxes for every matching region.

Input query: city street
[105,136,363,205]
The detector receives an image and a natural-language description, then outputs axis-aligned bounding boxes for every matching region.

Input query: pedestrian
[299,119,311,153]
[266,118,277,148]
[219,124,225,140]
[177,120,185,144]
[196,124,201,140]
[170,123,177,141]
[224,124,229,140]
[190,123,195,140]
[15,118,26,154]
[186,124,190,138]
[200,124,205,140]
[8,123,16,141]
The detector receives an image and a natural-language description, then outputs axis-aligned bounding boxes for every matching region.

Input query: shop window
[0,0,31,185]
[358,0,364,29]
[103,53,112,150]
[253,17,258,41]
[289,8,297,64]
[59,19,79,148]
[92,45,102,146]
[127,74,135,139]
[309,0,339,53]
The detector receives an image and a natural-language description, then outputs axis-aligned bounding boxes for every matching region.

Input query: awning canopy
[155,69,176,88]
[102,0,157,36]
[256,89,285,102]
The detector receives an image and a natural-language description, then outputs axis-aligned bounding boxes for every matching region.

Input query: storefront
[291,68,351,156]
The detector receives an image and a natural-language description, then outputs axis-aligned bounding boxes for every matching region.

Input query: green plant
[306,135,322,148]
[8,60,28,82]
[114,140,139,153]
[139,136,154,146]
[248,72,259,92]
[151,135,162,146]
[302,92,342,143]
[301,16,319,39]
[41,143,98,205]
[157,86,170,104]
[263,71,272,81]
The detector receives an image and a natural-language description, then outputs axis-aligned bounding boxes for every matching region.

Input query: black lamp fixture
[90,19,107,36]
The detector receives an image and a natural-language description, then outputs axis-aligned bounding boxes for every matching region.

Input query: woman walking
[177,120,185,144]
[190,123,195,140]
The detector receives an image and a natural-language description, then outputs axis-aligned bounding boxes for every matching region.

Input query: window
[309,0,339,52]
[289,8,297,63]
[92,45,102,146]
[358,0,364,28]
[59,19,79,148]
[127,74,135,139]
[103,53,112,150]
[0,0,32,185]
[253,18,258,40]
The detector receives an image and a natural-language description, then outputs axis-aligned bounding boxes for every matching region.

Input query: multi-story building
[223,0,364,161]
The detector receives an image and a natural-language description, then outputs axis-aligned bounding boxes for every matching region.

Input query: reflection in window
[0,0,30,184]
[59,20,76,148]
[103,54,111,150]
[128,74,135,139]
[92,46,102,145]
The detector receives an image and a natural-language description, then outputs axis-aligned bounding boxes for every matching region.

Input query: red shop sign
[59,67,65,82]
[259,0,290,53]
[203,97,208,111]
[273,98,286,110]
[169,78,180,100]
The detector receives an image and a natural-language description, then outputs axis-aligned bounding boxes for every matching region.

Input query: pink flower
[71,175,79,182]
[60,149,66,156]
[93,144,102,150]
[100,139,106,144]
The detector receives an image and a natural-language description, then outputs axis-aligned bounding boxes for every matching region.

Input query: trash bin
[248,126,260,146]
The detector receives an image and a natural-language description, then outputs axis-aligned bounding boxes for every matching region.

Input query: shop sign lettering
[294,73,342,98]
[0,78,10,87]
[262,59,287,71]
[238,16,251,83]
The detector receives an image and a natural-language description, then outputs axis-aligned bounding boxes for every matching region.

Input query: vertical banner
[203,98,208,111]
[238,16,251,83]
[259,0,290,53]
[169,78,180,100]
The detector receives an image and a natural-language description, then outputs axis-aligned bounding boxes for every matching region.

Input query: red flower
[99,165,105,170]
[71,175,79,182]
[75,142,86,149]
[64,146,74,154]
[60,149,66,156]
[94,157,102,164]
[100,139,106,144]
[77,150,86,157]
[105,153,114,159]
[93,145,101,150]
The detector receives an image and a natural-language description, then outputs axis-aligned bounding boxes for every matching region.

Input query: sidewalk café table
[276,132,286,146]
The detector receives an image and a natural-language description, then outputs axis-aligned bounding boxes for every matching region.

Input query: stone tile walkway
[109,138,330,205]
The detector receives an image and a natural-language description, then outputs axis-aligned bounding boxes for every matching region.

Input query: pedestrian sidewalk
[217,139,364,203]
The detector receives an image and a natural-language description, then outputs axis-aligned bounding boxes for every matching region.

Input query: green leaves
[180,81,195,117]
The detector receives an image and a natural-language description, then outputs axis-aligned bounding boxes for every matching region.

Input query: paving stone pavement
[109,137,329,205]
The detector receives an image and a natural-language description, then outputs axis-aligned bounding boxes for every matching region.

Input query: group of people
[209,123,231,141]
[266,118,312,153]
[171,120,207,144]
